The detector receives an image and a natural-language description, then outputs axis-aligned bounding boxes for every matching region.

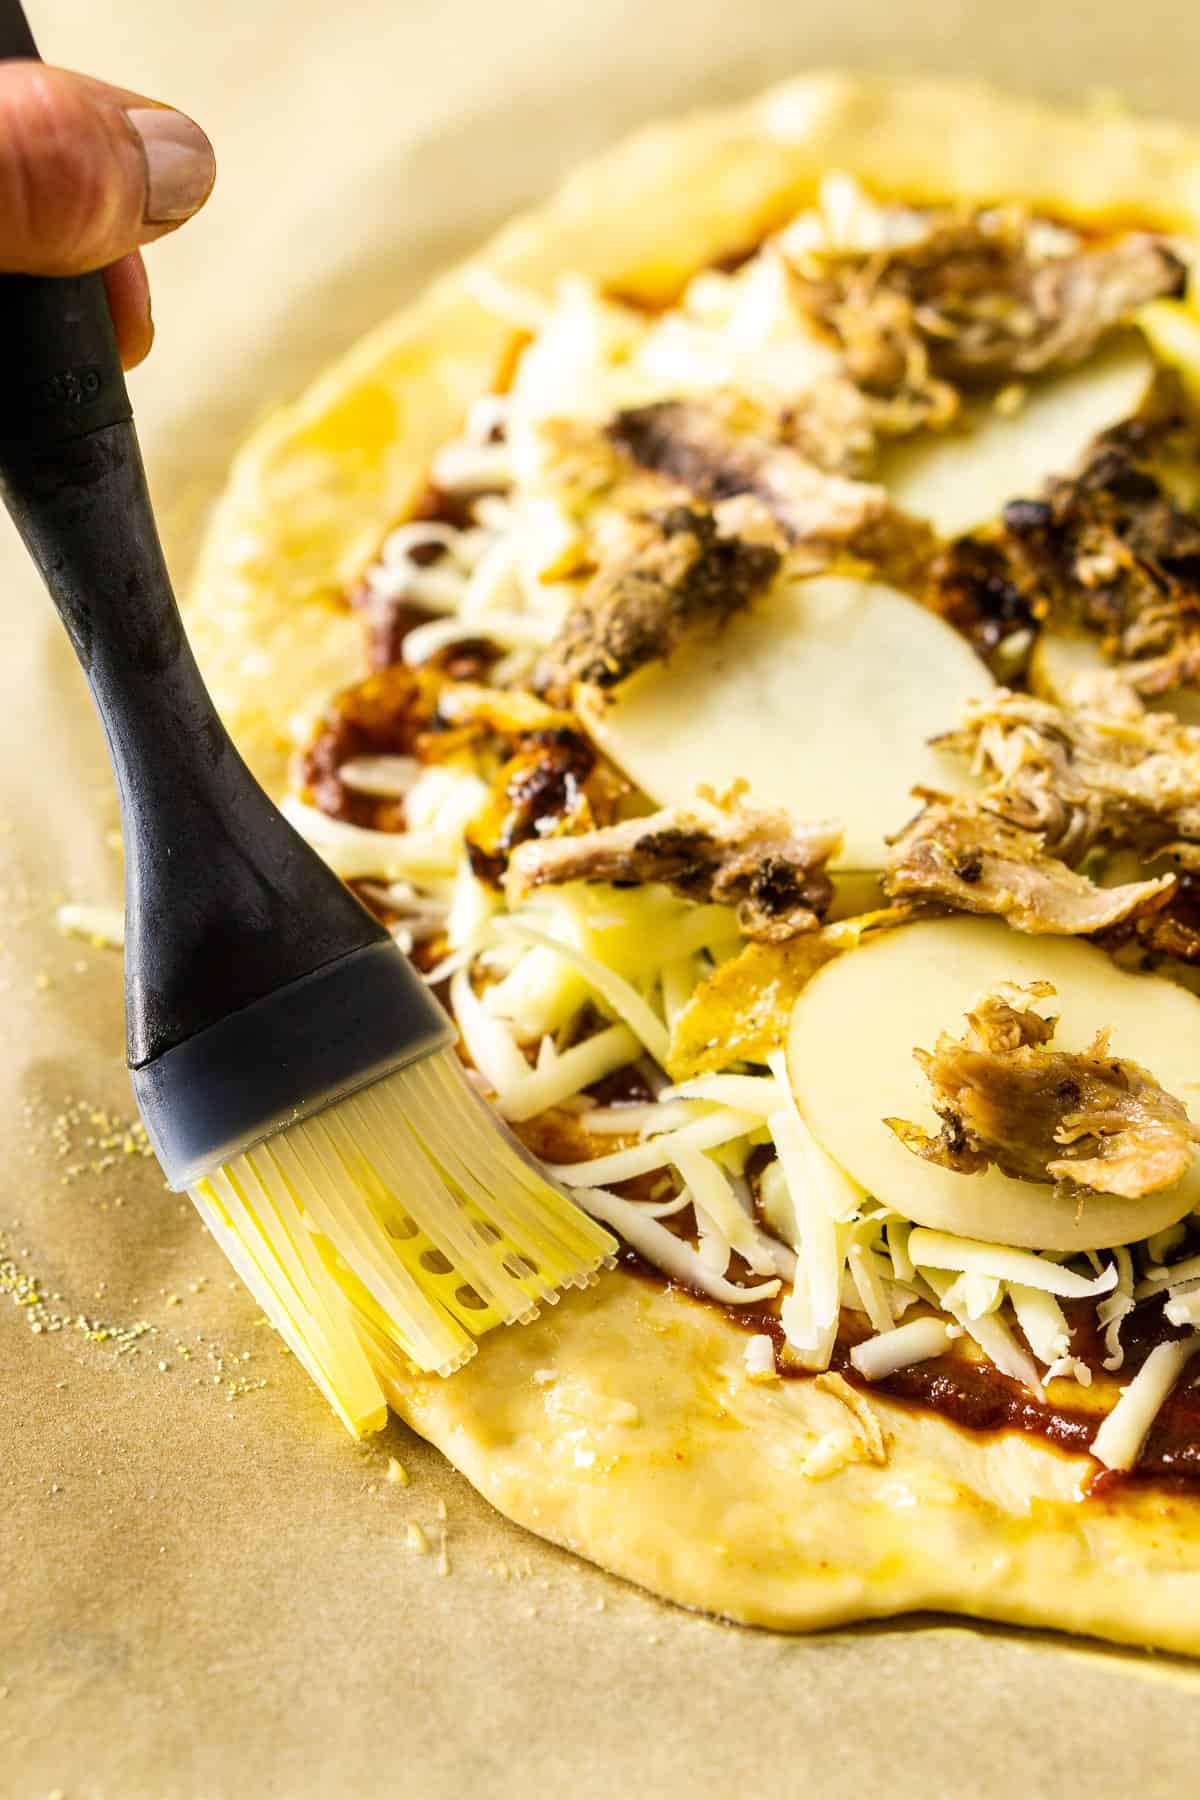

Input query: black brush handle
[0,0,34,58]
[0,0,390,1070]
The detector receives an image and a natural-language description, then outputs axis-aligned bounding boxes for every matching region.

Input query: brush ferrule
[131,940,455,1188]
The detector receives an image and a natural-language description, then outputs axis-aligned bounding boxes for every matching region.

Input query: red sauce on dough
[615,1248,1200,1498]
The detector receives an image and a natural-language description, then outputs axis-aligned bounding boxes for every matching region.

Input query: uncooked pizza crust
[383,1277,1200,1655]
[186,74,1200,1651]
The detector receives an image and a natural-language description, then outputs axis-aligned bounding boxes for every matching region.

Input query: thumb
[0,62,214,277]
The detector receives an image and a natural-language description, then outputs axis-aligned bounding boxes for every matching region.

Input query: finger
[0,62,214,276]
[103,251,153,369]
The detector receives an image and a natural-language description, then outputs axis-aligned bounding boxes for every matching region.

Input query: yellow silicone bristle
[188,1047,616,1436]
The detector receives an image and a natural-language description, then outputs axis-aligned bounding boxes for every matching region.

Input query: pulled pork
[505,796,843,942]
[786,206,1185,390]
[938,690,1200,866]
[532,391,940,700]
[886,982,1200,1201]
[883,797,1173,935]
[884,687,1200,938]
[925,534,1042,680]
[612,377,881,482]
[532,503,782,702]
[933,405,1200,695]
[998,429,1200,696]
[607,397,936,581]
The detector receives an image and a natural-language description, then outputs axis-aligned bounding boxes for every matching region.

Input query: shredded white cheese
[494,917,671,1066]
[850,1317,954,1381]
[1091,1336,1200,1471]
[449,967,533,1097]
[1139,1252,1200,1294]
[545,1107,760,1187]
[769,1105,844,1371]
[675,1147,789,1278]
[847,1241,895,1334]
[495,1024,642,1123]
[940,1272,1003,1320]
[273,206,1200,1435]
[430,440,513,493]
[886,1219,915,1284]
[767,1053,864,1223]
[907,1229,1117,1301]
[956,1311,1045,1400]
[661,1074,788,1119]
[336,755,422,797]
[1009,1284,1071,1369]
[402,613,552,667]
[574,1100,697,1138]
[1165,1288,1200,1328]
[1098,1244,1136,1372]
[281,797,459,881]
[575,1186,780,1305]
[744,1334,778,1380]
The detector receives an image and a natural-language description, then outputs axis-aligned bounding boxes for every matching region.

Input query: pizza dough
[185,74,1200,1652]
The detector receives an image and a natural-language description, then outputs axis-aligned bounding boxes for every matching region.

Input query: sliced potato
[580,573,993,871]
[785,915,1200,1251]
[879,337,1156,540]
[1031,628,1200,727]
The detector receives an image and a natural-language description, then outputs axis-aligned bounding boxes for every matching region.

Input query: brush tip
[189,1045,615,1434]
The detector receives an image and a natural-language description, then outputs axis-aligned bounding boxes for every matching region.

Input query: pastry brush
[0,0,614,1435]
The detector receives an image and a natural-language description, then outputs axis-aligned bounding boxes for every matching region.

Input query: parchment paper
[6,3,1200,1795]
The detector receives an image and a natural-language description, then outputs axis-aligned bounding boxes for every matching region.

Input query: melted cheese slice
[786,916,1200,1251]
[580,573,993,870]
[879,337,1156,539]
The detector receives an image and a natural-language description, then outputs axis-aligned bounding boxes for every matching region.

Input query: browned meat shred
[505,798,843,941]
[787,208,1185,389]
[925,535,1041,679]
[886,983,1200,1200]
[883,796,1173,934]
[932,399,1200,695]
[532,385,946,700]
[1001,428,1200,695]
[464,726,626,886]
[605,397,936,583]
[883,682,1200,940]
[1135,869,1200,964]
[532,504,781,702]
[938,691,1200,867]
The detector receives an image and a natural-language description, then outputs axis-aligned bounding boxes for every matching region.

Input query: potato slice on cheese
[879,337,1156,540]
[579,573,993,871]
[786,915,1200,1251]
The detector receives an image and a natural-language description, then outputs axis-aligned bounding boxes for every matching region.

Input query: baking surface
[6,2,1200,1795]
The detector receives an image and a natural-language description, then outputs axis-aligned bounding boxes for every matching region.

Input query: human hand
[0,61,214,369]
